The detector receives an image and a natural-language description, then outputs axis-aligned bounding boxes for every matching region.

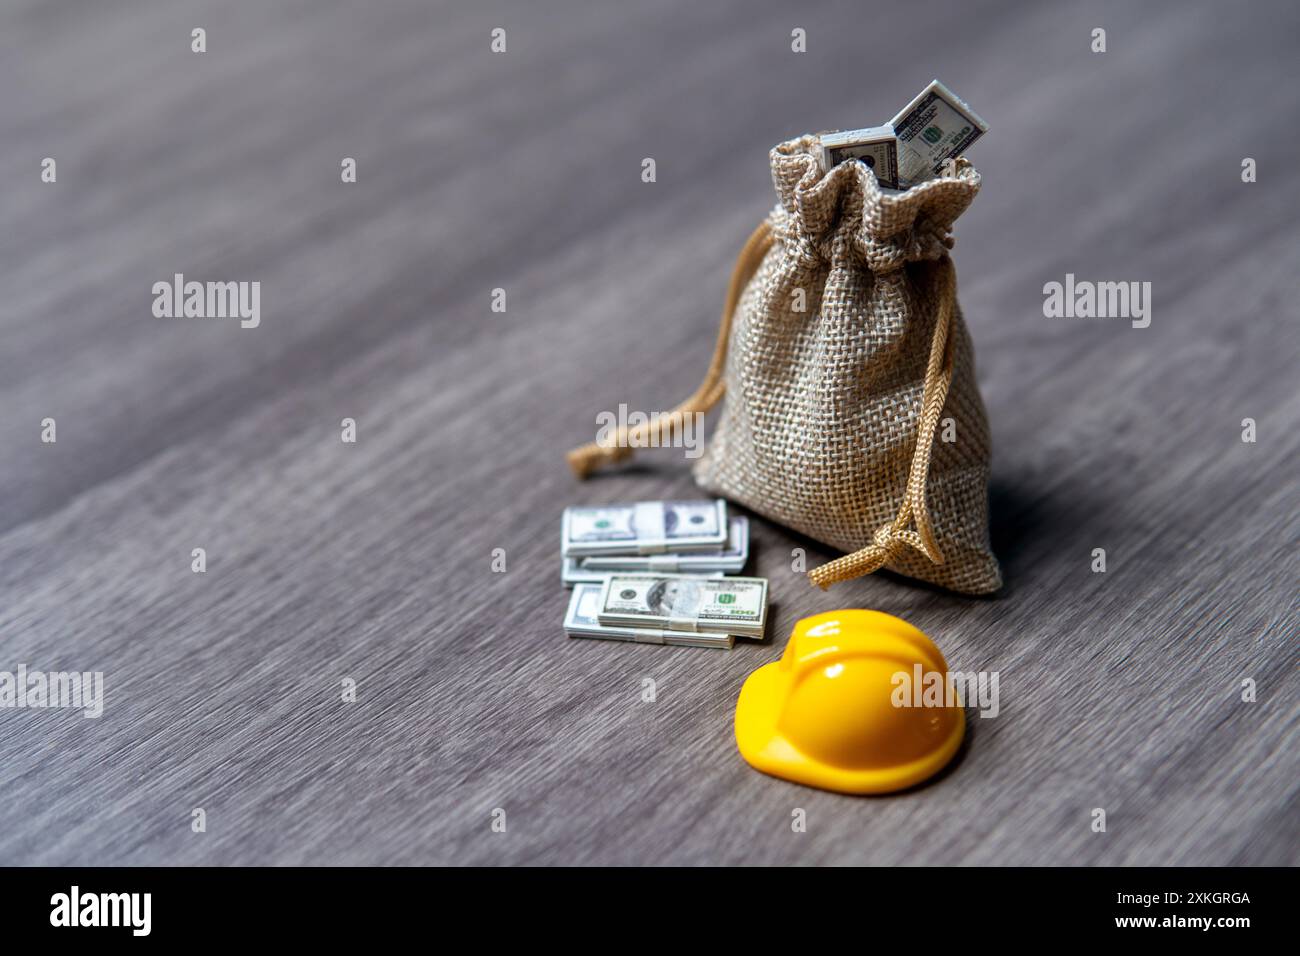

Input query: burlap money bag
[568,135,1001,594]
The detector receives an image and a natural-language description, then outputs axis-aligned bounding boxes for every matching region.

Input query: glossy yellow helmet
[734,610,965,794]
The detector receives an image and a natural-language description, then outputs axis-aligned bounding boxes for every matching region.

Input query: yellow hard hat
[734,610,965,794]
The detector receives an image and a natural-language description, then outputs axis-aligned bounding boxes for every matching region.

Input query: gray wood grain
[0,0,1296,866]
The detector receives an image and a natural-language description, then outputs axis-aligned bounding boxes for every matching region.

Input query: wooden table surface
[1,0,1296,865]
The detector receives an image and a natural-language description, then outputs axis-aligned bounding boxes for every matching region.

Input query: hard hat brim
[734,660,966,795]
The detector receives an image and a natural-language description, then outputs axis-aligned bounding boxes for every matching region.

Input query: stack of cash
[562,515,748,585]
[819,125,900,188]
[565,583,735,649]
[562,499,728,556]
[594,573,768,639]
[819,79,987,190]
[560,499,768,649]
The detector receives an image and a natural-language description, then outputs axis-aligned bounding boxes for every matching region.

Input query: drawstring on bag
[566,222,958,591]
[566,221,775,478]
[806,257,956,588]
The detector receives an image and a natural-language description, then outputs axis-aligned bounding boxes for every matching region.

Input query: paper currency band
[632,501,667,555]
[667,580,704,632]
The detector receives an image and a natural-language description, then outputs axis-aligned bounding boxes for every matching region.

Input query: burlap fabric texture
[568,135,1001,594]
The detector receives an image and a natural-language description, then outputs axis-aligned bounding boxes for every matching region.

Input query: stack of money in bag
[561,499,768,650]
[819,79,987,188]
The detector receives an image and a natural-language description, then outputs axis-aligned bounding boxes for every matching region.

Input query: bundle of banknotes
[562,515,748,585]
[560,499,769,649]
[819,78,987,190]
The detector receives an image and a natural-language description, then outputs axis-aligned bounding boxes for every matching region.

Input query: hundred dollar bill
[565,583,734,649]
[890,79,987,188]
[561,557,725,589]
[579,517,748,573]
[596,573,768,639]
[819,125,900,188]
[562,499,727,557]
